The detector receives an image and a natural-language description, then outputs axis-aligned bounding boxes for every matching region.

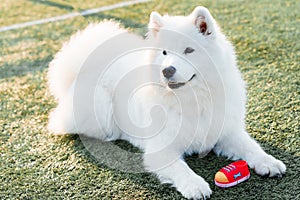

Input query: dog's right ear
[149,11,163,36]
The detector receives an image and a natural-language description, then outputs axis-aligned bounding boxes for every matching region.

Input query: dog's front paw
[249,154,286,177]
[176,175,212,200]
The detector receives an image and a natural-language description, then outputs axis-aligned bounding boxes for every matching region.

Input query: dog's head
[148,6,220,90]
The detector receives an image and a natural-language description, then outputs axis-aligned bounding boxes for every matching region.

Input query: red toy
[214,160,250,188]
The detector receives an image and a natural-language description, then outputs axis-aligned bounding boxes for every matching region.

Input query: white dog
[48,6,286,199]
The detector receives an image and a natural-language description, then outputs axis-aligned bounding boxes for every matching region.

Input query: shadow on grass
[68,134,299,199]
[28,0,74,11]
[68,135,183,199]
[0,56,53,80]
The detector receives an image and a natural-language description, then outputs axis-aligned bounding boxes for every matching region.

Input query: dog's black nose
[162,66,176,79]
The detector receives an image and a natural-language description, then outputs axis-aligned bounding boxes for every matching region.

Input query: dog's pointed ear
[149,11,163,36]
[190,6,216,37]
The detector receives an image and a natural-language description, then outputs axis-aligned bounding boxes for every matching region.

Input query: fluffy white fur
[48,7,286,199]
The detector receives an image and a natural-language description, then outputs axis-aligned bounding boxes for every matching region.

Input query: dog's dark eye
[162,50,167,56]
[184,47,195,54]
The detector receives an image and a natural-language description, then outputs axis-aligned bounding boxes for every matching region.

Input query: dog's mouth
[167,74,196,89]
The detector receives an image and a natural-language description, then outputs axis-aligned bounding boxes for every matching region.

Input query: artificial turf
[0,0,299,199]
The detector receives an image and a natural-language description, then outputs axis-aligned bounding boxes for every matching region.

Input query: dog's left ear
[190,6,217,37]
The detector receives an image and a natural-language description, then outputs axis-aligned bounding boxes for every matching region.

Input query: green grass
[0,0,299,199]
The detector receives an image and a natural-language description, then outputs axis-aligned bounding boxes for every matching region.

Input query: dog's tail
[47,20,126,100]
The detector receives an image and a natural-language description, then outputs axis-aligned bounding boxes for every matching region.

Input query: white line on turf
[0,0,152,32]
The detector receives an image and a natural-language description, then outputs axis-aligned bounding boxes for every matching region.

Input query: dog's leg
[214,131,286,177]
[144,152,212,199]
